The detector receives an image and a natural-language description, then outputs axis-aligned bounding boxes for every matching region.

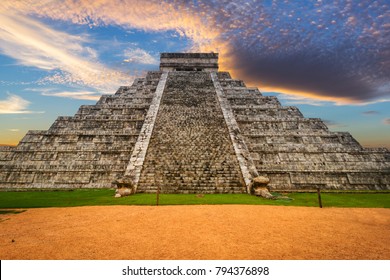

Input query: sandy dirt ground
[0,205,389,260]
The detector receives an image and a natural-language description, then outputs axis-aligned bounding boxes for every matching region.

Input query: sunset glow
[0,0,389,147]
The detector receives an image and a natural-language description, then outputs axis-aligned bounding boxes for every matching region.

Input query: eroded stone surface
[137,71,245,193]
[217,71,390,190]
[0,72,162,189]
[120,72,168,190]
[0,53,389,191]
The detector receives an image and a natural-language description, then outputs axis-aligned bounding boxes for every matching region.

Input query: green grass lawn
[0,189,389,209]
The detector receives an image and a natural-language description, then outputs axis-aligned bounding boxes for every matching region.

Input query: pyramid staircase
[0,53,389,191]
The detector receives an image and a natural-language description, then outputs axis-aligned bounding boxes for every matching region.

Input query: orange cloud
[254,86,358,105]
[0,0,237,89]
[0,9,132,92]
[1,0,387,105]
[0,94,44,114]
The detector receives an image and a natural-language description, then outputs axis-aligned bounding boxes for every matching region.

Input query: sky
[0,0,389,148]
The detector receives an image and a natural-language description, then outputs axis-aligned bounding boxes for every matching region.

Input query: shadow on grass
[0,209,26,215]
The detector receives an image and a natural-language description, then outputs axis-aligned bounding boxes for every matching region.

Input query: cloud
[362,111,380,115]
[0,94,44,114]
[0,10,132,92]
[383,118,390,125]
[214,0,389,104]
[231,47,389,105]
[270,92,330,106]
[0,0,221,48]
[41,90,101,101]
[123,48,158,65]
[8,129,20,132]
[0,11,87,70]
[1,0,389,104]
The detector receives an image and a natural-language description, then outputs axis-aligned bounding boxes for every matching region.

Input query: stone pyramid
[0,53,389,192]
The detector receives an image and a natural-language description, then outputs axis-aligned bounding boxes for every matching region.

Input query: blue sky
[0,0,389,148]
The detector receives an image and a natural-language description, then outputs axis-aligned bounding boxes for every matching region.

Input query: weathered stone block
[0,52,389,192]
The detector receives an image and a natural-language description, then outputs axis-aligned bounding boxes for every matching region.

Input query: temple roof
[159,52,218,72]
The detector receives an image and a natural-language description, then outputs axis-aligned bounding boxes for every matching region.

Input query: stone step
[1,55,389,192]
[136,71,246,193]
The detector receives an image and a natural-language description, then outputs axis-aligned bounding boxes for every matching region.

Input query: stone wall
[1,53,389,191]
[0,72,162,188]
[122,72,168,187]
[211,72,259,192]
[137,71,245,193]
[160,53,218,72]
[216,73,390,190]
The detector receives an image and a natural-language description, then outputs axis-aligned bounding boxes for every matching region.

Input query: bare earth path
[0,205,389,260]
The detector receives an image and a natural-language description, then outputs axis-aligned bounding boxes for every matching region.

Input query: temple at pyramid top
[160,52,219,72]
